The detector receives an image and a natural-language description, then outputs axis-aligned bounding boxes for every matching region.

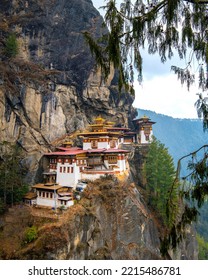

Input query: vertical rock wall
[0,0,136,183]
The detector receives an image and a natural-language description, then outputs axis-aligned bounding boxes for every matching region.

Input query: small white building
[133,115,156,144]
[45,147,87,188]
[31,184,74,209]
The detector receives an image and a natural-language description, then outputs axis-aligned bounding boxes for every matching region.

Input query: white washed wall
[56,163,80,187]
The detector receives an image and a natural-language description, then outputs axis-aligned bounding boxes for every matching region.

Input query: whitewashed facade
[32,184,74,209]
[25,116,155,208]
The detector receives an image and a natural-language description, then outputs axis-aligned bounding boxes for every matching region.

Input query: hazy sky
[92,0,199,119]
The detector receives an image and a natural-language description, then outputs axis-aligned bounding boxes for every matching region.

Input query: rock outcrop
[0,178,197,260]
[10,180,162,260]
[0,0,136,183]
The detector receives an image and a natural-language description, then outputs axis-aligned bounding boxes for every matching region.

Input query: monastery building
[24,116,155,208]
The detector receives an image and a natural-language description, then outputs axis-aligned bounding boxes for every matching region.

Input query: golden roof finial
[95,115,105,124]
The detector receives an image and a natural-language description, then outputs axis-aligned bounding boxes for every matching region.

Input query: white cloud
[92,0,105,14]
[133,74,199,119]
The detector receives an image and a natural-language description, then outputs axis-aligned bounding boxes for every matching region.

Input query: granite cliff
[0,0,136,183]
[0,0,198,260]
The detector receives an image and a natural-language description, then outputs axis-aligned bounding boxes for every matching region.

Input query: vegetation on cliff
[143,137,177,224]
[197,234,208,259]
[4,33,18,58]
[0,142,28,213]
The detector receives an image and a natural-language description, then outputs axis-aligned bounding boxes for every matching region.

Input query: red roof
[86,149,106,153]
[86,148,129,154]
[45,149,86,156]
[104,149,130,153]
[45,147,130,157]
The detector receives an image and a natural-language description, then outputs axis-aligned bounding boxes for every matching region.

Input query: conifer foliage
[4,33,18,58]
[86,0,207,89]
[85,0,208,120]
[144,136,177,224]
[0,142,28,213]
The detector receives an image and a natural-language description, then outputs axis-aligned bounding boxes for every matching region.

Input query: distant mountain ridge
[137,109,208,168]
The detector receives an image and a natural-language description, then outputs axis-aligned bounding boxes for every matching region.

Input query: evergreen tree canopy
[87,0,208,86]
[0,142,28,212]
[4,33,18,58]
[144,136,177,224]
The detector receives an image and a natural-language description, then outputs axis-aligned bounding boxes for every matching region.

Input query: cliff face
[0,0,136,183]
[0,177,197,260]
[9,179,162,260]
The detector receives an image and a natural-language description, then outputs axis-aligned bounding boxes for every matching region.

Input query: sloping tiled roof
[104,149,130,153]
[44,149,86,156]
[45,147,130,156]
[32,183,63,190]
[23,192,37,200]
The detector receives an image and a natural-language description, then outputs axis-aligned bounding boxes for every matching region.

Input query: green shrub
[5,33,18,58]
[197,234,208,260]
[24,226,38,243]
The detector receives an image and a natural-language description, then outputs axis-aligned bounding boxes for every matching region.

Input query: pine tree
[4,33,18,58]
[144,137,177,223]
[0,142,28,211]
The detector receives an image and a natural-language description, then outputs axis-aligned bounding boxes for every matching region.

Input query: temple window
[50,164,56,170]
[60,167,62,173]
[108,156,118,164]
[71,167,74,173]
[110,140,116,148]
[91,140,98,149]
